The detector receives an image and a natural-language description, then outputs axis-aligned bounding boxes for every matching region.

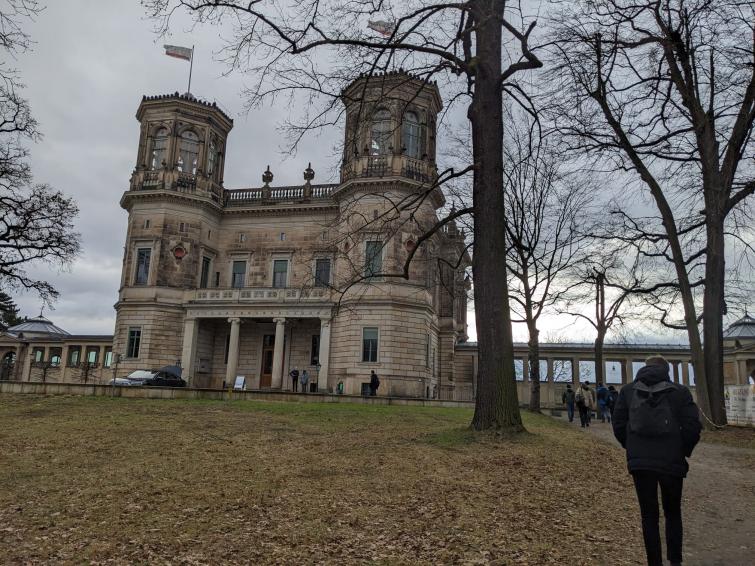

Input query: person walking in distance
[612,356,701,566]
[576,381,595,428]
[300,369,310,394]
[369,370,380,396]
[597,381,610,423]
[562,383,576,423]
[289,367,300,392]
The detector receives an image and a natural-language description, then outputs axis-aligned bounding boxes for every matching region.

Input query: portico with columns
[179,306,334,391]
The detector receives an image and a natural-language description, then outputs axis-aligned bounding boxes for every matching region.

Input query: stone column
[318,318,331,393]
[522,358,530,382]
[13,344,23,380]
[681,361,690,386]
[22,350,33,381]
[622,359,633,385]
[225,317,241,387]
[546,358,554,382]
[672,361,680,383]
[60,345,69,383]
[571,358,580,385]
[181,317,199,386]
[271,317,286,389]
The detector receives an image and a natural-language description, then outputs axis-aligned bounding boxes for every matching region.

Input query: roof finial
[262,165,274,186]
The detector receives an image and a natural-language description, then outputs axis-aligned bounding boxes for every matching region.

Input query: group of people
[288,368,310,392]
[564,357,702,566]
[561,380,618,427]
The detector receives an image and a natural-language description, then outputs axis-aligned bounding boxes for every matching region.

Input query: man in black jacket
[612,356,701,566]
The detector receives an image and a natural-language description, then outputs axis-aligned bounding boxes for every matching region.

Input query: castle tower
[114,93,233,373]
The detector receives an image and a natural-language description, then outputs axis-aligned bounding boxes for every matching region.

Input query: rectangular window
[49,348,62,367]
[232,261,246,288]
[127,327,141,358]
[315,259,331,287]
[311,335,320,366]
[214,272,220,287]
[104,349,113,368]
[200,256,211,288]
[273,259,288,288]
[86,347,99,365]
[239,233,246,243]
[68,347,81,367]
[365,241,382,278]
[33,348,44,363]
[362,327,379,363]
[135,248,151,285]
[179,222,187,232]
[143,219,151,229]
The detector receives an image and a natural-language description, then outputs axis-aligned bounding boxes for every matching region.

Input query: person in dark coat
[612,356,701,566]
[289,368,300,392]
[561,384,576,422]
[369,370,380,396]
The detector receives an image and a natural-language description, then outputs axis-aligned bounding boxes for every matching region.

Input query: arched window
[402,111,422,158]
[150,128,169,170]
[207,139,217,178]
[370,109,392,155]
[178,130,200,174]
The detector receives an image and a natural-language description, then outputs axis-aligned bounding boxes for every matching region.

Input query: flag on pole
[164,44,193,62]
[367,20,395,37]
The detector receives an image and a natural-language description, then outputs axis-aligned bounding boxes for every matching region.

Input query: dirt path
[554,414,754,566]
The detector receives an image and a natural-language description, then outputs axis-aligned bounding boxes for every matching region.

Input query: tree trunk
[528,322,541,412]
[470,0,523,431]
[701,209,728,426]
[594,331,605,386]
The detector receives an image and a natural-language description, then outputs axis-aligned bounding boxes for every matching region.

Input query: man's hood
[636,364,670,385]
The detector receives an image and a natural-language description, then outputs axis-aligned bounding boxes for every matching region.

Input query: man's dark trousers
[632,470,684,566]
[566,401,575,422]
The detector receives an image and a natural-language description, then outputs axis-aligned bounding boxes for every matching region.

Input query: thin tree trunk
[528,322,541,412]
[594,331,605,386]
[470,0,522,431]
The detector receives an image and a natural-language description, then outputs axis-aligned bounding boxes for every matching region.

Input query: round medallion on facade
[173,246,186,259]
[405,239,416,252]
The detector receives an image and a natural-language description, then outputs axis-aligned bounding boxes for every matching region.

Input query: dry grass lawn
[0,395,644,565]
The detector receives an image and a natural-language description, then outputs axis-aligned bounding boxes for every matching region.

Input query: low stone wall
[0,380,474,409]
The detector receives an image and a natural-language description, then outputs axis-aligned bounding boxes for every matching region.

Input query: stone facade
[113,73,470,397]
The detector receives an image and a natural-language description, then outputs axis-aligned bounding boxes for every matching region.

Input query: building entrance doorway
[260,335,275,387]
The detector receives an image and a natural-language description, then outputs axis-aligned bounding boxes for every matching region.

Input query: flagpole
[187,45,194,94]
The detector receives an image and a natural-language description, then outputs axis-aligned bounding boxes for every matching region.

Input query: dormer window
[150,128,169,170]
[402,111,422,158]
[370,109,392,155]
[178,130,199,174]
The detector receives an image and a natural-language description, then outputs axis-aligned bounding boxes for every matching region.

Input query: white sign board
[724,385,755,427]
[233,376,246,391]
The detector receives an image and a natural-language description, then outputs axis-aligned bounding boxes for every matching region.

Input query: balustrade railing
[193,287,332,302]
[130,169,223,203]
[341,154,436,183]
[224,184,337,206]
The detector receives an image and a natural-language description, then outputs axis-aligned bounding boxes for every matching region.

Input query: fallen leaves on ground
[0,395,643,565]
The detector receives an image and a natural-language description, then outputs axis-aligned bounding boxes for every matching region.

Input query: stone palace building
[1,71,753,401]
[112,72,470,397]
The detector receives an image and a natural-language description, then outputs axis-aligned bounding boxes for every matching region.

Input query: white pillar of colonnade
[225,317,241,387]
[181,317,198,385]
[318,318,331,393]
[271,317,286,389]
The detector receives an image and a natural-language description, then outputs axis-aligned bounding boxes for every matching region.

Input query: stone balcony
[191,287,332,303]
[130,169,224,203]
[224,184,337,207]
[340,155,437,184]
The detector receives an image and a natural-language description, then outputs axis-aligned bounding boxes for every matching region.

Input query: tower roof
[137,91,233,126]
[723,313,755,340]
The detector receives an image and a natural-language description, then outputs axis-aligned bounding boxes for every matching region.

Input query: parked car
[141,365,186,388]
[123,370,156,386]
[109,377,134,386]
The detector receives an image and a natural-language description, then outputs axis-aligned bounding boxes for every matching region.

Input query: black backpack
[629,381,678,436]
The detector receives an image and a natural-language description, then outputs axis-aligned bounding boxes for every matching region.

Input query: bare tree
[0,1,80,302]
[547,0,754,426]
[145,0,543,431]
[503,107,590,411]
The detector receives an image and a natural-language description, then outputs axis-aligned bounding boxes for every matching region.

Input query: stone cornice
[334,177,445,209]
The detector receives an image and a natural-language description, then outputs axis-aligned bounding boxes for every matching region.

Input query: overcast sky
[10,0,700,344]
